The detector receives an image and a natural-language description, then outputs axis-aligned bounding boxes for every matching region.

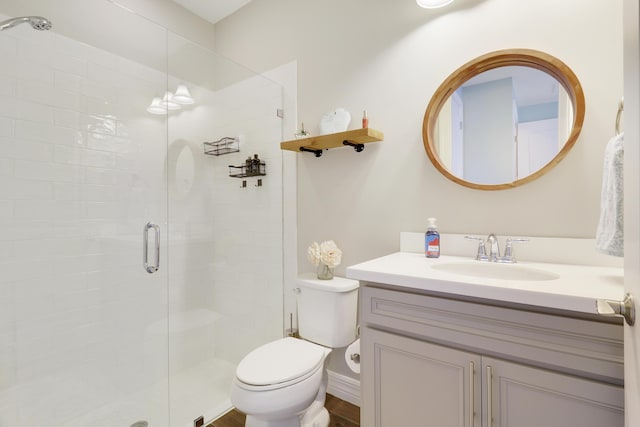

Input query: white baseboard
[327,370,360,407]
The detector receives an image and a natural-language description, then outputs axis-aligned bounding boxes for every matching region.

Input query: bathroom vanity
[347,246,625,426]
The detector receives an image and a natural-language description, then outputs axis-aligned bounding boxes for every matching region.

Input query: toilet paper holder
[345,336,361,374]
[349,325,360,363]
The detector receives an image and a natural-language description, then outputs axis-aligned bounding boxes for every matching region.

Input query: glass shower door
[0,2,171,426]
[166,33,285,426]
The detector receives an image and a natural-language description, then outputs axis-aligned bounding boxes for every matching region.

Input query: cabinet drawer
[360,285,623,384]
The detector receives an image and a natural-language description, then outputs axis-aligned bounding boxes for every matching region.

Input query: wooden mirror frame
[422,49,585,190]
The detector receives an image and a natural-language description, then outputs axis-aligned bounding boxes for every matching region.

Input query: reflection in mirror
[423,49,585,190]
[434,67,573,184]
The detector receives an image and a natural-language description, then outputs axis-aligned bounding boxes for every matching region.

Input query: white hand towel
[596,133,624,257]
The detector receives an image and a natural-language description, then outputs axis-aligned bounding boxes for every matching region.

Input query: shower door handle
[143,222,160,273]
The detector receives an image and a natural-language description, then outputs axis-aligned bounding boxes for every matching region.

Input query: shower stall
[0,2,284,426]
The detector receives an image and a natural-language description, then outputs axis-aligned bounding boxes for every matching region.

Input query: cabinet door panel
[363,328,481,427]
[484,357,624,427]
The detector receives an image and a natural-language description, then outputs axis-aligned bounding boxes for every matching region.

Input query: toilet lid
[236,337,327,387]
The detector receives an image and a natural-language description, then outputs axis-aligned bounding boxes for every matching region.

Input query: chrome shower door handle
[143,222,160,273]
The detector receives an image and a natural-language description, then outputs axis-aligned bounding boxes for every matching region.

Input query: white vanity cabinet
[360,284,624,427]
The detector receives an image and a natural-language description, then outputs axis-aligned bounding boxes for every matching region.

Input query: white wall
[214,0,622,272]
[214,0,623,379]
[114,0,217,49]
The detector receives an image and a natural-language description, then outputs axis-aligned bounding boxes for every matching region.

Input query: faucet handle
[501,237,529,263]
[465,236,489,261]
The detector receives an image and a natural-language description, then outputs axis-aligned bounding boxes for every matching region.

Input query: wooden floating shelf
[280,128,384,154]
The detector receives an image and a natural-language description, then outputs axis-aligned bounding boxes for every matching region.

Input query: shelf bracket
[343,140,365,152]
[299,146,323,157]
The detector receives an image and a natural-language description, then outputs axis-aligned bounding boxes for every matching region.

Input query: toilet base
[301,407,329,427]
[244,406,329,427]
[245,414,300,427]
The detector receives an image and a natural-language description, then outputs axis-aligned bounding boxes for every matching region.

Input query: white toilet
[230,273,359,427]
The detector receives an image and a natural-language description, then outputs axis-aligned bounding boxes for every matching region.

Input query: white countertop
[346,252,624,315]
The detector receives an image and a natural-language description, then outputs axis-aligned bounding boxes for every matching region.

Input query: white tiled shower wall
[166,62,285,378]
[165,62,284,425]
[0,14,283,427]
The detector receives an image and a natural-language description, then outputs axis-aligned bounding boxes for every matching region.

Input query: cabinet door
[362,328,481,427]
[483,357,624,427]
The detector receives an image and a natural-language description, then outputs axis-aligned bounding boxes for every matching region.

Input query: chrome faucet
[465,234,529,263]
[486,233,500,262]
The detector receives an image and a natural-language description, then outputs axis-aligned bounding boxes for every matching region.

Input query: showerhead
[29,16,52,31]
[0,16,52,32]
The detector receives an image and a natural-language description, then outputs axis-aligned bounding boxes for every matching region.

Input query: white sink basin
[432,261,560,281]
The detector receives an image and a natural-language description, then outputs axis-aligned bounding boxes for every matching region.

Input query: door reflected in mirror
[423,49,585,190]
[434,66,573,185]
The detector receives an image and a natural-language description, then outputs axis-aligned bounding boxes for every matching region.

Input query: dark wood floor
[208,394,359,427]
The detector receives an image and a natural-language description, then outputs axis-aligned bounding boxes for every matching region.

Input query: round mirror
[422,49,585,190]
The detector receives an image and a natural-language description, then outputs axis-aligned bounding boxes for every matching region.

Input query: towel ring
[615,97,624,136]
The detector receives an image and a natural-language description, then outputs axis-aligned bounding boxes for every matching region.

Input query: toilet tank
[297,273,359,348]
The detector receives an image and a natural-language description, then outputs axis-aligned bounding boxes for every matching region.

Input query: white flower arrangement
[307,240,342,269]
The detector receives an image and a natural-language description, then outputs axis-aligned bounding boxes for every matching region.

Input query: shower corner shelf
[229,156,266,178]
[203,137,239,156]
[280,128,384,157]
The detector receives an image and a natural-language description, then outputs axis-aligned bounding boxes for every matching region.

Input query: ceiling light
[160,91,181,110]
[147,97,167,115]
[416,0,454,8]
[172,84,194,105]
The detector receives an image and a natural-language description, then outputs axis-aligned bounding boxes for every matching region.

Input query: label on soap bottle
[425,232,440,258]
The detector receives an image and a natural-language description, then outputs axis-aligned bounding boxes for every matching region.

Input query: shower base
[58,357,235,427]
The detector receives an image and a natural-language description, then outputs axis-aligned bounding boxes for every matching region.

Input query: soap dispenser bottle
[425,217,440,258]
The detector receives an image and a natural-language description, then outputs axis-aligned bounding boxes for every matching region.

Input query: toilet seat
[235,337,328,391]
